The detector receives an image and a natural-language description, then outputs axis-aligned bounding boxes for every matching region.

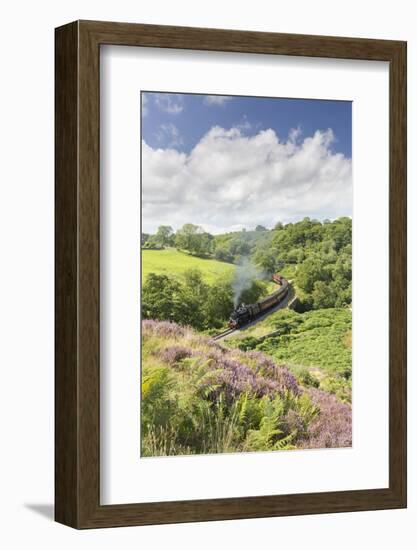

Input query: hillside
[141,319,351,456]
[142,248,235,284]
[225,308,352,402]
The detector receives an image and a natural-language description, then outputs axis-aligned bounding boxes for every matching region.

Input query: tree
[142,234,163,249]
[175,224,200,254]
[229,238,250,259]
[196,232,214,256]
[255,224,267,232]
[181,269,209,328]
[175,224,214,256]
[287,248,305,264]
[175,223,199,251]
[312,280,336,309]
[142,274,187,322]
[155,225,173,247]
[253,249,276,274]
[142,268,237,330]
[239,280,266,305]
[296,258,328,294]
[214,244,234,263]
[203,282,234,328]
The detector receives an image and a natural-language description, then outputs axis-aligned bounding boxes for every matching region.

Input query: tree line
[142,222,268,258]
[142,269,267,331]
[142,223,215,256]
[142,217,352,317]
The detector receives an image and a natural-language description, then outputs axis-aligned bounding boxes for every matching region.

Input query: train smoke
[232,257,265,307]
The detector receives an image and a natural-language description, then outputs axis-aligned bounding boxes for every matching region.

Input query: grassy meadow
[142,248,235,284]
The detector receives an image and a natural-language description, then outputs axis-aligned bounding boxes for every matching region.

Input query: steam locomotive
[228,274,289,329]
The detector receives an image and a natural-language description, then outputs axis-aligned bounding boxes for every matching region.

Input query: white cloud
[142,126,352,234]
[203,95,232,107]
[154,93,183,114]
[155,123,183,148]
[288,126,302,143]
[236,114,252,133]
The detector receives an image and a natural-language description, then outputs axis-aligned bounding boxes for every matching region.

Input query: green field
[142,248,235,284]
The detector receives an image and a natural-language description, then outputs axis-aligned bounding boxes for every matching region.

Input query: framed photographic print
[55,20,407,528]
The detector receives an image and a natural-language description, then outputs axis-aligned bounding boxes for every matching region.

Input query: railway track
[212,328,236,341]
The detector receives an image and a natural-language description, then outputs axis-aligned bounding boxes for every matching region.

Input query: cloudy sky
[141,92,352,234]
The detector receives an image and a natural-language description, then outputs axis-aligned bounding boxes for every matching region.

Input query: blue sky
[141,92,352,234]
[142,92,351,158]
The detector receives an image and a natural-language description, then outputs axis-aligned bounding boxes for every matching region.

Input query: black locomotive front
[228,304,252,328]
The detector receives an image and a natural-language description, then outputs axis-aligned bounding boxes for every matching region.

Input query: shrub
[140,320,351,456]
[142,321,304,454]
[299,388,352,449]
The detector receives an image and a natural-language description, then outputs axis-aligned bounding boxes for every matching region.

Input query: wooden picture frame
[55,20,407,529]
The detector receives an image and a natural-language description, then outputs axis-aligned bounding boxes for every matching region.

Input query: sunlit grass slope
[142,248,235,284]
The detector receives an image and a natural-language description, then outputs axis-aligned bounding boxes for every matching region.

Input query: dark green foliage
[290,366,321,388]
[141,273,187,322]
[238,279,268,305]
[268,217,351,310]
[142,268,234,330]
[203,280,234,328]
[233,336,259,351]
[210,217,351,310]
